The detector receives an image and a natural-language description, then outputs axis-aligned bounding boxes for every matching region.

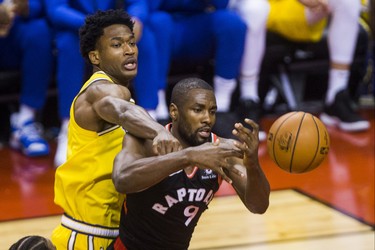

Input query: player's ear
[88,50,100,65]
[170,103,178,121]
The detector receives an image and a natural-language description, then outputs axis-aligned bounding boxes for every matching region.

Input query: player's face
[177,89,217,146]
[95,24,138,85]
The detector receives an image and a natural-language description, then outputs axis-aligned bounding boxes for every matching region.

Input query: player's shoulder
[86,79,131,100]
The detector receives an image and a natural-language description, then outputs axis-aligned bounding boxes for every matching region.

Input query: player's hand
[232,119,260,167]
[299,0,329,13]
[190,139,244,184]
[152,130,182,155]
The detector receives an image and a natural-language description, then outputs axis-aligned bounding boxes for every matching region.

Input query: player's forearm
[243,166,270,214]
[233,163,270,214]
[120,107,166,139]
[95,97,165,140]
[113,150,192,194]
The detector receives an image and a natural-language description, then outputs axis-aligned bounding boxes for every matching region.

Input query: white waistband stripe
[61,215,119,239]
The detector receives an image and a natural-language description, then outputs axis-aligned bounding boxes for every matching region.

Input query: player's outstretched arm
[103,97,181,155]
[112,134,243,194]
[227,119,270,214]
[80,81,181,155]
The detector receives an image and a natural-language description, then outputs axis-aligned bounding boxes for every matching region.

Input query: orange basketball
[267,111,330,174]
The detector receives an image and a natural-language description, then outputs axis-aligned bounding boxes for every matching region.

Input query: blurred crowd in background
[0,0,374,167]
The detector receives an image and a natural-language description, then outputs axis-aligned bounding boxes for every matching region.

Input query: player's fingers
[218,169,233,184]
[152,142,159,155]
[226,164,244,178]
[234,121,255,135]
[172,141,182,152]
[164,140,181,153]
[232,127,250,141]
[239,120,260,143]
[244,119,259,134]
[153,141,167,155]
[233,123,254,142]
[159,141,168,155]
[219,145,243,158]
[228,148,244,158]
[161,141,170,154]
[233,140,247,151]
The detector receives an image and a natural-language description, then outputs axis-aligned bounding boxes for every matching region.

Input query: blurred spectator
[44,1,117,167]
[367,0,374,96]
[267,0,370,132]
[126,0,173,121]
[45,0,169,167]
[227,0,270,141]
[360,0,374,98]
[0,0,54,157]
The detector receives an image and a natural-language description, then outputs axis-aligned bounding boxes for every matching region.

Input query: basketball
[266,111,330,174]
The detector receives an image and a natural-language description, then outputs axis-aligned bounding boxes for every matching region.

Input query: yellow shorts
[51,222,117,250]
[267,0,327,42]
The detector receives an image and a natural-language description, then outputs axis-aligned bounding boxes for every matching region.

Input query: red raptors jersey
[117,129,222,250]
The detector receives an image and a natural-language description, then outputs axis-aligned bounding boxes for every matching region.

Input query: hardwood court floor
[1,190,373,249]
[0,108,374,249]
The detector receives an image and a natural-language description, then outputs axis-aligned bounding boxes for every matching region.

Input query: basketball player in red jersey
[110,77,270,250]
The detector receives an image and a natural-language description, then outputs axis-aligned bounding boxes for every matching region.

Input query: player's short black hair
[79,9,134,63]
[9,235,55,250]
[171,77,214,107]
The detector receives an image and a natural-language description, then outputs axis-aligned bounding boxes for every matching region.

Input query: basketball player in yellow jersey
[51,9,181,250]
[266,0,370,132]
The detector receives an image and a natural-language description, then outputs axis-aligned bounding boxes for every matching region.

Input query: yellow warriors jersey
[267,0,327,42]
[53,71,126,244]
